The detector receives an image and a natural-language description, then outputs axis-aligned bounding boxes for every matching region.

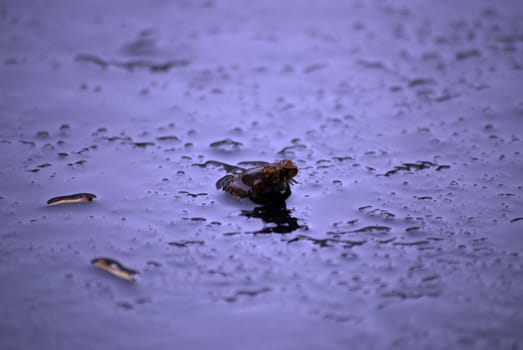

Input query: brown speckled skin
[216,160,298,204]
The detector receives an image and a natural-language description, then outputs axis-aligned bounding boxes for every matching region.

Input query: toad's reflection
[240,201,306,234]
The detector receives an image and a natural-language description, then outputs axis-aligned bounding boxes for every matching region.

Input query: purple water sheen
[1,0,523,349]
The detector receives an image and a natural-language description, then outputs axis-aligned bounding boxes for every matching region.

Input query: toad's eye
[279,161,297,178]
[285,166,298,178]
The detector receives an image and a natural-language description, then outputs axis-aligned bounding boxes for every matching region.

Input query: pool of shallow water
[1,0,523,349]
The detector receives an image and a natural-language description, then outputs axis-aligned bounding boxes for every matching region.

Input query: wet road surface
[1,0,523,349]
